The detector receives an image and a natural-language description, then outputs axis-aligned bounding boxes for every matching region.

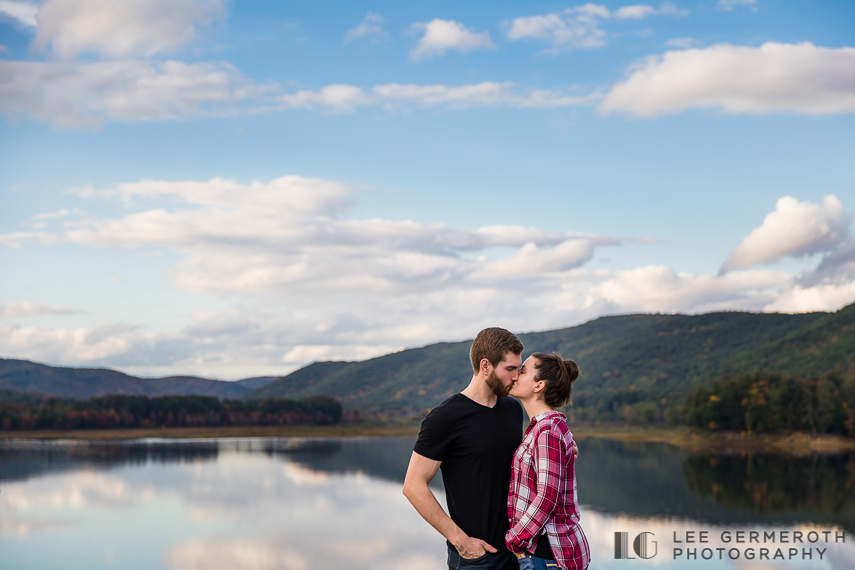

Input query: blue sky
[1,0,854,379]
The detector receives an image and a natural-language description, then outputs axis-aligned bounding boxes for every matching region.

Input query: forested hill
[0,359,276,400]
[247,302,855,415]
[4,302,854,412]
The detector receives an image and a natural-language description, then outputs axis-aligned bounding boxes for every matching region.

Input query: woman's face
[509,355,543,400]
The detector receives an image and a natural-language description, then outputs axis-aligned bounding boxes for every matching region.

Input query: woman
[505,352,590,570]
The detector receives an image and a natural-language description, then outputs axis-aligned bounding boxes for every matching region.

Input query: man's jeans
[446,545,516,570]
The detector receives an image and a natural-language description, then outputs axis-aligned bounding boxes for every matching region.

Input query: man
[403,327,524,570]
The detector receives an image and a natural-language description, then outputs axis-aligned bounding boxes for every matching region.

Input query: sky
[1,0,854,380]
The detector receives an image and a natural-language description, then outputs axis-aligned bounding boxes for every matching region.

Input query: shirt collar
[529,409,563,425]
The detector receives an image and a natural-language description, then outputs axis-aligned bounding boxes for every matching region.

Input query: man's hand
[453,535,497,560]
[404,452,488,557]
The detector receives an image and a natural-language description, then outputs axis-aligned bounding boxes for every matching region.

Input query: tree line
[566,372,855,437]
[0,394,342,430]
[569,388,684,427]
[684,372,855,436]
[3,372,854,436]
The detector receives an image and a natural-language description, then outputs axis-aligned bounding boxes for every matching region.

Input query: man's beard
[485,369,511,397]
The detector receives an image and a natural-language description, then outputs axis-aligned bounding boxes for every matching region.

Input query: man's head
[470,327,524,397]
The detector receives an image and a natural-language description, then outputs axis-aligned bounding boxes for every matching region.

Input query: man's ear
[480,358,492,376]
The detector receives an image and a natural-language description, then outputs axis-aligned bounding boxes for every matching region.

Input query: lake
[1,437,853,570]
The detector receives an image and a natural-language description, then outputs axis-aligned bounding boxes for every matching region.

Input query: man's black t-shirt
[413,393,523,551]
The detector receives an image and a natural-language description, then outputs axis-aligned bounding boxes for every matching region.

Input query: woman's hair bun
[532,351,580,409]
[562,358,580,384]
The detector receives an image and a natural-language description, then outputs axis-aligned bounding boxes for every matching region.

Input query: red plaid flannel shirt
[505,411,591,570]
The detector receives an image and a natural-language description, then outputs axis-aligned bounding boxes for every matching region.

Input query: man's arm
[402,451,497,559]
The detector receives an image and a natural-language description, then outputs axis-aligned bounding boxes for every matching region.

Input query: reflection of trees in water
[576,439,695,518]
[683,452,855,532]
[575,439,855,534]
[262,437,445,489]
[6,437,854,534]
[0,438,431,490]
[0,441,219,484]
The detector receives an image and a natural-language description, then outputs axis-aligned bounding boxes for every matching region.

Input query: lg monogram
[614,532,658,559]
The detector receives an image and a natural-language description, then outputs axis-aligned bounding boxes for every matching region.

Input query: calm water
[1,437,853,570]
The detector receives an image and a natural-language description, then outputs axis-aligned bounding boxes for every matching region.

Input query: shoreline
[0,422,422,441]
[2,423,854,453]
[570,425,855,454]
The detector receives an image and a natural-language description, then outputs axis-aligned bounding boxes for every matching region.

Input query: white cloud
[599,42,855,116]
[614,5,656,20]
[344,12,387,44]
[0,175,623,373]
[372,81,514,108]
[765,282,855,314]
[410,19,495,60]
[507,6,608,50]
[0,0,37,27]
[281,84,367,112]
[280,81,598,112]
[33,0,226,59]
[655,4,691,17]
[665,36,697,49]
[722,195,850,272]
[55,176,615,294]
[583,265,790,314]
[481,239,594,275]
[31,208,85,228]
[717,196,855,313]
[5,182,855,375]
[0,59,272,128]
[804,240,855,287]
[280,345,400,365]
[718,0,757,11]
[0,231,57,248]
[506,3,685,51]
[0,302,77,318]
[32,209,72,221]
[0,323,158,363]
[0,57,595,124]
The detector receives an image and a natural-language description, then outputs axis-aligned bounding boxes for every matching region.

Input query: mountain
[726,302,855,378]
[0,359,277,400]
[235,376,280,390]
[246,303,855,413]
[5,303,854,411]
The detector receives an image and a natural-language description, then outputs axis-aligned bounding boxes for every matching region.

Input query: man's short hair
[470,328,524,373]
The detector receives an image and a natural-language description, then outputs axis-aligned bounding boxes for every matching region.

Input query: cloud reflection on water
[1,438,854,570]
[158,450,446,569]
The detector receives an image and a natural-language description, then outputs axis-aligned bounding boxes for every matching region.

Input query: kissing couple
[403,327,591,570]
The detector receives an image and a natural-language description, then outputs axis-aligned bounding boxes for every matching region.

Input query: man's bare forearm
[403,479,464,545]
[403,451,496,558]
